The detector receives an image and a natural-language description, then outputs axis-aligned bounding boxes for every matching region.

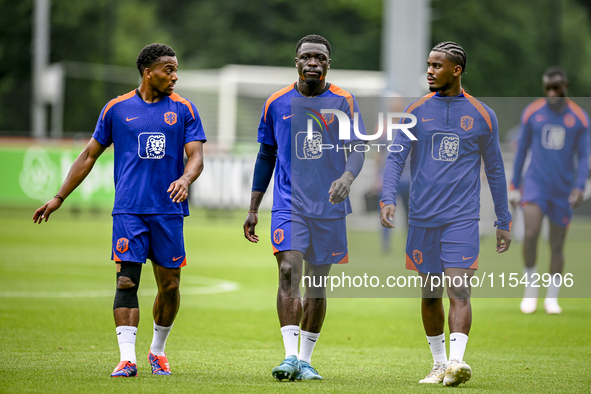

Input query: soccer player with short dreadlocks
[244,34,366,381]
[33,43,207,377]
[380,41,512,386]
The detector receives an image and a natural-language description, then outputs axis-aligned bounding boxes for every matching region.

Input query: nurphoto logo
[303,110,418,153]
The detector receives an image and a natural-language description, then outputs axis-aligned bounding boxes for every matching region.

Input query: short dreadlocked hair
[136,43,176,76]
[296,34,331,56]
[431,41,467,74]
[543,66,568,82]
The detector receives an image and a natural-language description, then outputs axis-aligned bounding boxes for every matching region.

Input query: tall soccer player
[33,43,206,377]
[510,67,590,315]
[243,34,366,381]
[380,42,512,386]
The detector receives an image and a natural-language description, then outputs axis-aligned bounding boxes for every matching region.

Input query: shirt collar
[435,89,465,98]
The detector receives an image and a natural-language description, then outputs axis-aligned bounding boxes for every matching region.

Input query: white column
[217,66,238,151]
[382,0,431,97]
[31,0,51,138]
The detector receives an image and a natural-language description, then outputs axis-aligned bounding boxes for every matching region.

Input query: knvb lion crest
[164,111,177,126]
[322,112,335,125]
[461,115,473,131]
[116,238,129,254]
[413,249,423,265]
[564,113,576,128]
[273,229,284,245]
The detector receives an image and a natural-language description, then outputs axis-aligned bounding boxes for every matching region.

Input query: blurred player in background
[33,43,206,377]
[243,34,365,381]
[510,67,590,314]
[380,41,512,386]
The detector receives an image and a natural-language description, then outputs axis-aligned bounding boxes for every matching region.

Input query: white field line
[0,275,240,298]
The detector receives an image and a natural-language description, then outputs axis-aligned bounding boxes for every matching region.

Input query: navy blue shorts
[271,210,348,265]
[406,220,479,274]
[112,214,186,268]
[522,193,572,228]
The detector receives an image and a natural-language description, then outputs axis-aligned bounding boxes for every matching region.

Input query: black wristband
[54,194,64,202]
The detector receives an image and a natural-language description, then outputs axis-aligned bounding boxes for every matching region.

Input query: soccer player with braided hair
[380,41,512,386]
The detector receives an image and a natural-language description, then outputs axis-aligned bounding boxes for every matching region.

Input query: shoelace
[301,363,318,374]
[308,366,319,374]
[427,362,446,377]
[448,360,467,367]
[150,356,166,371]
[283,359,298,368]
[114,362,134,375]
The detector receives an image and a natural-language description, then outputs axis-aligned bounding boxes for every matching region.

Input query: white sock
[523,266,539,299]
[449,333,468,362]
[116,326,137,364]
[545,274,561,300]
[280,325,299,358]
[150,322,173,356]
[299,330,320,364]
[426,334,447,363]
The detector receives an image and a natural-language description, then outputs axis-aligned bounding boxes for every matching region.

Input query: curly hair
[543,66,568,82]
[136,43,176,76]
[296,34,331,56]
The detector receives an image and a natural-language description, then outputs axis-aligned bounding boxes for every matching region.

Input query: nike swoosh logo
[332,252,345,257]
[422,117,434,122]
[462,256,474,260]
[126,117,139,122]
[283,114,294,120]
[293,332,299,336]
[450,338,457,341]
[173,256,183,261]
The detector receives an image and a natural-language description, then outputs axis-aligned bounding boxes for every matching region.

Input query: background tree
[0,0,590,136]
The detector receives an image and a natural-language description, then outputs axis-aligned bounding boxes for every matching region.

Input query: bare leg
[276,251,304,326]
[545,221,567,313]
[112,262,142,369]
[548,221,567,275]
[113,263,142,327]
[152,262,181,327]
[444,268,473,370]
[272,251,307,380]
[114,307,140,327]
[301,262,332,333]
[420,272,445,336]
[521,204,546,313]
[523,204,544,269]
[445,268,473,335]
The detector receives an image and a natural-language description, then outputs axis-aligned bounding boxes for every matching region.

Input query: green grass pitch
[1,207,590,392]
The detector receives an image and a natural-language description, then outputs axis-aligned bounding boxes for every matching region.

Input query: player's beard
[304,78,321,88]
[428,83,445,93]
